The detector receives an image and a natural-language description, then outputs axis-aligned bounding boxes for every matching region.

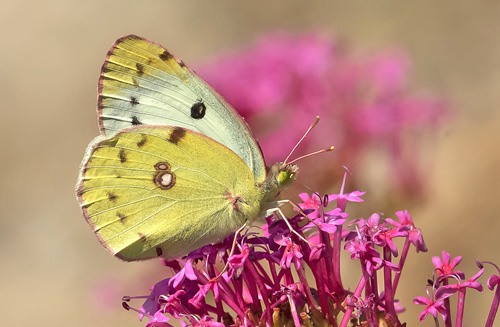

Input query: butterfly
[76,35,298,261]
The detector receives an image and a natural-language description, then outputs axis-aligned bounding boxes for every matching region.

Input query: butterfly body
[77,35,297,261]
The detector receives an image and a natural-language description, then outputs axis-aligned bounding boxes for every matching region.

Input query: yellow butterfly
[76,35,298,261]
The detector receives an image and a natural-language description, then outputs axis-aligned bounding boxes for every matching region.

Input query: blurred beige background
[1,1,499,326]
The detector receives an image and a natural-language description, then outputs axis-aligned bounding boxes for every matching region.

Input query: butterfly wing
[77,126,265,261]
[98,35,266,182]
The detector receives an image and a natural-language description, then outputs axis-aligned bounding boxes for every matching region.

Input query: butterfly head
[276,163,298,189]
[260,162,298,200]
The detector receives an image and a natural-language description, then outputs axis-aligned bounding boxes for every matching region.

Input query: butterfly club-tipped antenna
[267,116,335,244]
[284,116,335,166]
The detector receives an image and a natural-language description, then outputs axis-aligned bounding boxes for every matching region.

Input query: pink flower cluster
[413,252,500,327]
[119,173,500,327]
[122,172,432,327]
[199,32,449,198]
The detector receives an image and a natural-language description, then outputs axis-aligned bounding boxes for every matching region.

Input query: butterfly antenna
[284,116,335,165]
[287,146,335,165]
[284,116,321,164]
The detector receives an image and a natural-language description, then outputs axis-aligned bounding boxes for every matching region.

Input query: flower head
[413,292,447,322]
[432,251,465,280]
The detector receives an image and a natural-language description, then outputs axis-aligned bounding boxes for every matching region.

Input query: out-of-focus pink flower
[90,277,123,314]
[199,32,449,199]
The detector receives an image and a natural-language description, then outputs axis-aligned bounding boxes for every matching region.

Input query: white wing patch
[97,35,266,181]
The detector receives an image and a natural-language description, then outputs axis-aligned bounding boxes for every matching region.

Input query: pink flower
[413,295,447,322]
[199,32,449,200]
[193,315,225,327]
[169,259,197,288]
[275,236,303,269]
[435,268,484,300]
[375,227,408,257]
[386,210,428,253]
[145,311,172,327]
[432,251,465,280]
[140,279,172,320]
[188,281,221,309]
[297,192,323,218]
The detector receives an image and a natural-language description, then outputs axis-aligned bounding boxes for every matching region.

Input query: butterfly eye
[277,171,290,186]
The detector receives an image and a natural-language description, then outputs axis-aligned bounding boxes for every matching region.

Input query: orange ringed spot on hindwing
[154,171,175,190]
[154,162,170,171]
[153,161,175,190]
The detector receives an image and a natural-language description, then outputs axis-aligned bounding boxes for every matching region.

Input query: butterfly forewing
[98,35,266,182]
[77,126,264,260]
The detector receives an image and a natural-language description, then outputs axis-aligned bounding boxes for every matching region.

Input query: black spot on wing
[119,149,127,163]
[117,212,126,223]
[137,135,147,148]
[107,192,118,202]
[159,50,173,61]
[135,63,144,76]
[190,101,206,119]
[130,96,139,106]
[168,127,186,145]
[131,116,142,125]
[156,247,163,257]
[76,188,83,197]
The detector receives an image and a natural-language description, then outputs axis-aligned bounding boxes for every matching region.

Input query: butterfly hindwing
[98,35,266,182]
[77,126,265,260]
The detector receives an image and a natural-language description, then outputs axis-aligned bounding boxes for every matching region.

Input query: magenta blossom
[199,32,449,199]
[117,177,500,327]
[386,210,427,253]
[432,251,465,280]
[434,268,484,300]
[118,170,439,327]
[413,291,447,322]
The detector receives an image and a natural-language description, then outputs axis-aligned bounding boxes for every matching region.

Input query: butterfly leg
[269,206,316,247]
[209,223,248,282]
[280,198,322,229]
